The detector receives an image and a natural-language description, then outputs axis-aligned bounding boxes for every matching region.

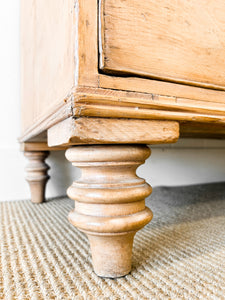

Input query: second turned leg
[24,151,50,203]
[65,144,153,278]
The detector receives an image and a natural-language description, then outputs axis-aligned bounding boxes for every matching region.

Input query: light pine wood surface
[66,145,153,277]
[21,0,75,133]
[100,0,225,90]
[20,0,225,279]
[20,0,225,142]
[24,151,50,203]
[48,118,179,146]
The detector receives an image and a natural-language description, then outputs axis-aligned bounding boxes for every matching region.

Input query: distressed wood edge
[99,74,225,105]
[75,86,225,110]
[73,102,225,124]
[76,86,225,108]
[100,63,225,92]
[71,88,225,125]
[47,117,180,147]
[19,86,225,144]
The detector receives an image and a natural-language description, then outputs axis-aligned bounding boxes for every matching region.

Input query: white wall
[1,1,225,202]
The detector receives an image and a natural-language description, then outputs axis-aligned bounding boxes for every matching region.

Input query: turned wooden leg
[65,145,153,278]
[24,151,50,203]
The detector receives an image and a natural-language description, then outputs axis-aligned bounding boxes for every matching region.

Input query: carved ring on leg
[66,145,153,278]
[24,151,50,203]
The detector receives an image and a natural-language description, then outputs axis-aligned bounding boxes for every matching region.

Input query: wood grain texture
[21,0,75,132]
[48,117,179,146]
[100,0,225,90]
[73,103,225,124]
[76,0,98,86]
[20,85,225,143]
[99,75,225,105]
[24,151,50,203]
[74,87,225,115]
[71,89,225,123]
[66,145,153,277]
[20,0,225,144]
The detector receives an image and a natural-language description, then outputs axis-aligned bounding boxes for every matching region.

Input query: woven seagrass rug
[1,182,225,300]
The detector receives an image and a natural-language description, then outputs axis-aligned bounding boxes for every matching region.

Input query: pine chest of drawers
[20,0,225,277]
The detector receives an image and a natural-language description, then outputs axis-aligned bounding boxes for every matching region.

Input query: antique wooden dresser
[20,0,225,278]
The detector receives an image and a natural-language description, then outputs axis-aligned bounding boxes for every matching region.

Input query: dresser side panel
[21,0,76,134]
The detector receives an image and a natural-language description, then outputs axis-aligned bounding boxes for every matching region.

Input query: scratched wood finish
[100,0,225,90]
[48,117,179,146]
[20,85,225,143]
[70,90,225,124]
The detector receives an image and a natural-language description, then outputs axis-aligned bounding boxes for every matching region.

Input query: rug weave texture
[1,183,225,300]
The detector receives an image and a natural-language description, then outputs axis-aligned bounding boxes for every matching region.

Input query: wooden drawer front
[99,0,225,90]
